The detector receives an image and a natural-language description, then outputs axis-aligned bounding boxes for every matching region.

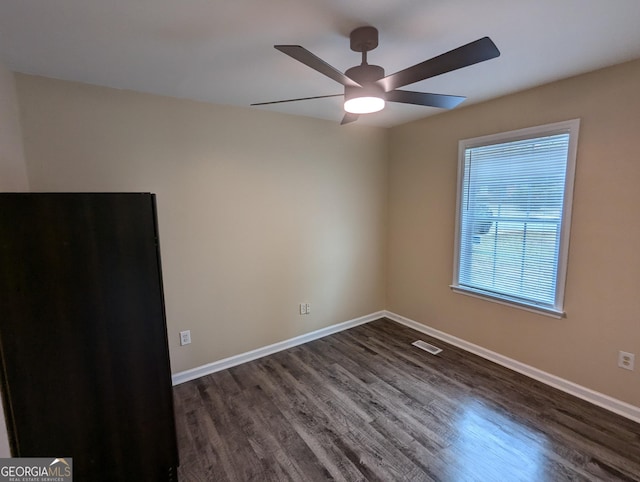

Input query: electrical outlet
[299,303,310,315]
[180,330,191,346]
[618,351,635,371]
[305,303,310,314]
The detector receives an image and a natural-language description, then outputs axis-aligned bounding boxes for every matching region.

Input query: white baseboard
[383,310,640,424]
[171,311,386,386]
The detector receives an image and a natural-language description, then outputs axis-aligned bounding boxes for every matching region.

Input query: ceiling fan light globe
[344,96,385,114]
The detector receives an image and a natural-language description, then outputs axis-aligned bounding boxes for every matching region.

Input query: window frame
[451,119,580,318]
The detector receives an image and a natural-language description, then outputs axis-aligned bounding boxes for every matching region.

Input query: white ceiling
[1,0,640,127]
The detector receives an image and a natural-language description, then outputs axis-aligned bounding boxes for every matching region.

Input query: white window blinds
[453,120,579,316]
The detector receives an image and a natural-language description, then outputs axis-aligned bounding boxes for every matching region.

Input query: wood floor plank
[234,360,367,482]
[309,335,460,447]
[278,349,423,481]
[304,343,452,456]
[240,354,367,479]
[237,352,407,481]
[195,377,268,481]
[175,318,640,481]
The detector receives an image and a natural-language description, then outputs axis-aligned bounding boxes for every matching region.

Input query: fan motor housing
[344,83,386,103]
[345,64,385,84]
[344,64,386,104]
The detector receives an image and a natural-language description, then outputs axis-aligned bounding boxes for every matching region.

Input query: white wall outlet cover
[180,330,191,346]
[618,351,635,371]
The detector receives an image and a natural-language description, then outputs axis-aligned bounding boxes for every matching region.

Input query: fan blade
[251,94,342,106]
[378,37,500,92]
[275,45,361,88]
[386,90,466,109]
[341,113,359,125]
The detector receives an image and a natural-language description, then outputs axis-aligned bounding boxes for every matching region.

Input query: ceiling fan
[252,27,500,124]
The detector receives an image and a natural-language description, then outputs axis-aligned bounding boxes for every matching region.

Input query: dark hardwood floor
[173,319,640,481]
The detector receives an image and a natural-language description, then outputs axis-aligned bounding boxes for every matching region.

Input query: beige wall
[0,63,28,191]
[0,61,28,457]
[388,59,640,407]
[16,75,388,374]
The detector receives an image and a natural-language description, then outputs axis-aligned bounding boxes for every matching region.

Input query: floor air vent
[411,340,442,355]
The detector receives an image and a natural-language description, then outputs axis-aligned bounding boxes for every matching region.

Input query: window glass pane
[456,130,573,310]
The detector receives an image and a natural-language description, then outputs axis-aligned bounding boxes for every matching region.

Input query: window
[452,119,580,317]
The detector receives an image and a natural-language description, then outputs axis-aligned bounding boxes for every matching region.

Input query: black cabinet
[0,193,178,481]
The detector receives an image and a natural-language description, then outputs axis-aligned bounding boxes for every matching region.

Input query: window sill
[450,285,565,319]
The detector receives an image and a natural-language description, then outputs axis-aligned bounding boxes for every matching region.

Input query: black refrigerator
[0,193,178,481]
